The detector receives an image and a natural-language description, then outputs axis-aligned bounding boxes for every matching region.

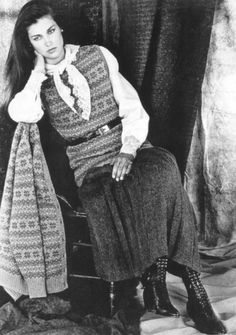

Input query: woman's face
[27,14,64,65]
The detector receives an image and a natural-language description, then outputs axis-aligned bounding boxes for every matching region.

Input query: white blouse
[8,46,149,157]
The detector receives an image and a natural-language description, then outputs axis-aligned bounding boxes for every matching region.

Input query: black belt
[66,116,121,147]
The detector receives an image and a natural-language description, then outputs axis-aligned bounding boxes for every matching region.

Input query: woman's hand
[34,50,45,74]
[111,152,134,181]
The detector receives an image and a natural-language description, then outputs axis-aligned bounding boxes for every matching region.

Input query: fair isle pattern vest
[41,45,122,186]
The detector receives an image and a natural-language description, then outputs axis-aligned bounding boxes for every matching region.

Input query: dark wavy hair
[4,0,56,109]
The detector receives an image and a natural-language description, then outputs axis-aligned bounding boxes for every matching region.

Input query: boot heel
[143,282,180,317]
[143,283,155,313]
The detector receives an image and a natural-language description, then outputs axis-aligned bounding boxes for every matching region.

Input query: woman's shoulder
[67,44,114,69]
[64,43,100,56]
[78,44,102,52]
[73,44,106,60]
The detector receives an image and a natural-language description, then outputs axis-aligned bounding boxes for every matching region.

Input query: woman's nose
[44,37,52,47]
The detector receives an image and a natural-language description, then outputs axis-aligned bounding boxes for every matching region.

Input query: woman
[2,1,226,333]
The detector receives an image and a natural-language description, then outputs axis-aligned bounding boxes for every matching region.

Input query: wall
[0,0,29,200]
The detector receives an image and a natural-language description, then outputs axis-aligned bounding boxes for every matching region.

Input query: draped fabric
[185,0,236,248]
[0,123,67,299]
[102,0,216,177]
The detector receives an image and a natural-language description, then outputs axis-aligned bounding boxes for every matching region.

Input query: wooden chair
[57,195,116,317]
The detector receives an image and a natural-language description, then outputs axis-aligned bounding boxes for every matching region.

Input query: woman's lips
[48,47,56,54]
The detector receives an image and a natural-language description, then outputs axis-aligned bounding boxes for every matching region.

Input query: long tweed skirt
[77,147,200,282]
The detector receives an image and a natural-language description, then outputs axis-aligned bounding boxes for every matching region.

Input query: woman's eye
[32,36,41,41]
[48,28,55,34]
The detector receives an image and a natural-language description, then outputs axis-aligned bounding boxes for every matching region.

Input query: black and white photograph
[0,0,235,334]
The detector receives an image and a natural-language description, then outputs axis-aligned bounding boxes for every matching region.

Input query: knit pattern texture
[0,123,67,298]
[41,45,122,186]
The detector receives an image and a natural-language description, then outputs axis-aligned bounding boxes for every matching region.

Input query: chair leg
[109,281,116,316]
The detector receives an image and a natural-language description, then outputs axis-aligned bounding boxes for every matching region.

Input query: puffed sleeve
[99,46,149,157]
[8,70,47,123]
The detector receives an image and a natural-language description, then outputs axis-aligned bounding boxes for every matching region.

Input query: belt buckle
[98,124,110,135]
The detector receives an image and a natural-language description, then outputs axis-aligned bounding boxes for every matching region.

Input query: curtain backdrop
[103,0,216,178]
[185,0,236,249]
[1,1,217,242]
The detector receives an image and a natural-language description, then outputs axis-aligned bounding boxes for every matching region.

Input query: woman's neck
[45,46,66,65]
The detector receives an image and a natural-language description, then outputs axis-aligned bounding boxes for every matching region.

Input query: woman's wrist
[24,70,47,94]
[118,152,134,162]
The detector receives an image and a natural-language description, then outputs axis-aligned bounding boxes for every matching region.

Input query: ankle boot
[182,267,227,334]
[142,257,180,317]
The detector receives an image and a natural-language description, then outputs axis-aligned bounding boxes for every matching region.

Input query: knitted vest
[41,45,122,186]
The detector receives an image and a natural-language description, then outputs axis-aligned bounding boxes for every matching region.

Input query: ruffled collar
[45,44,79,75]
[45,44,91,120]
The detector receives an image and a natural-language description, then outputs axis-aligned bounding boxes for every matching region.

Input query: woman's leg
[182,266,227,334]
[79,148,225,331]
[142,256,180,317]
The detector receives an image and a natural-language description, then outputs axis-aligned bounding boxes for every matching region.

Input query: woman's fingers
[125,162,132,175]
[116,159,129,181]
[119,162,132,180]
[112,157,122,180]
[112,155,133,181]
[34,50,46,74]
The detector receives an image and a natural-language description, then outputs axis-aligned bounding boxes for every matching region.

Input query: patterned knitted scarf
[0,123,67,300]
